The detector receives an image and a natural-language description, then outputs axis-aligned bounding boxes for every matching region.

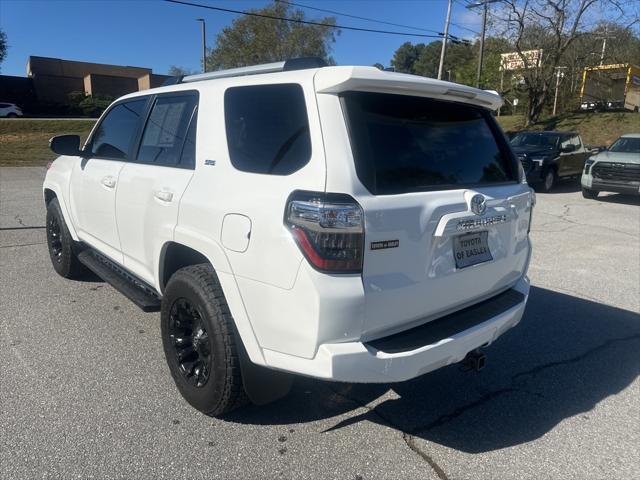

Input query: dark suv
[511,131,592,192]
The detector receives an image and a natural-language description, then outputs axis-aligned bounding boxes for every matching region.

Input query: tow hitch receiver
[461,349,487,372]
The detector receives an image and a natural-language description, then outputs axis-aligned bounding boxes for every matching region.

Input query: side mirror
[561,144,577,153]
[49,135,83,156]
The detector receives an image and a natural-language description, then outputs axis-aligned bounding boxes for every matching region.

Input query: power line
[163,0,444,39]
[275,0,442,35]
[450,22,481,35]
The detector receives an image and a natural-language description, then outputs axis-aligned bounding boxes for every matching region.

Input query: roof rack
[162,57,327,87]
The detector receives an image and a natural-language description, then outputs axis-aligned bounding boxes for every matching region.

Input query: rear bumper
[261,275,530,383]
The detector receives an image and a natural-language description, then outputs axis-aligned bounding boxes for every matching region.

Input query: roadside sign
[500,50,543,71]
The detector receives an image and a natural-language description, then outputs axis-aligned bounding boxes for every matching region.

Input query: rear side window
[224,84,311,175]
[137,94,198,168]
[90,99,146,159]
[342,92,517,195]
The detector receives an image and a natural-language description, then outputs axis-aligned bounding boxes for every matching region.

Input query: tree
[168,65,197,76]
[412,41,442,78]
[454,37,512,90]
[390,42,426,74]
[206,1,338,70]
[497,0,631,125]
[0,29,7,72]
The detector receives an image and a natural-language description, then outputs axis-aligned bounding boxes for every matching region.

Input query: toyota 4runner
[43,58,533,416]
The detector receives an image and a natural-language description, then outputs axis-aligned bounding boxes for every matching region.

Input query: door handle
[101,176,116,189]
[154,189,174,203]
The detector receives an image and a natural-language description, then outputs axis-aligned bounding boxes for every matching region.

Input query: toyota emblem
[470,194,487,216]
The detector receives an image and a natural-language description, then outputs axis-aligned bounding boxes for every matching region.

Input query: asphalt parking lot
[1,167,638,480]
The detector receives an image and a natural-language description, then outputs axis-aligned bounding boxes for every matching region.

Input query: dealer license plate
[453,231,493,269]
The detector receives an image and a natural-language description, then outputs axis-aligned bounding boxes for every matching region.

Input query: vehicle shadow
[227,286,640,454]
[545,180,581,194]
[595,193,640,206]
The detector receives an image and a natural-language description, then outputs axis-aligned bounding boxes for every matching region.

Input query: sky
[0,0,485,77]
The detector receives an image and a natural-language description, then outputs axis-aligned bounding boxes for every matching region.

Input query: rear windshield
[341,92,517,195]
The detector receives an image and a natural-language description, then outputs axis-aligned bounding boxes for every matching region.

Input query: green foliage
[67,92,113,117]
[168,65,197,76]
[0,29,7,72]
[390,42,426,74]
[206,1,338,70]
[412,42,442,78]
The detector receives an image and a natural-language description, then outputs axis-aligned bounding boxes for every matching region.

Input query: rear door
[69,98,148,263]
[332,91,532,339]
[115,92,198,287]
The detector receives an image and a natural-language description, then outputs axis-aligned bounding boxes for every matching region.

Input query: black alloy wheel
[45,198,86,279]
[168,298,212,388]
[47,216,63,264]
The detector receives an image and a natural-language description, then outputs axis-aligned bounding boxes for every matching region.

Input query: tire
[540,169,556,192]
[161,264,248,416]
[582,187,599,199]
[46,198,86,278]
[7,112,18,118]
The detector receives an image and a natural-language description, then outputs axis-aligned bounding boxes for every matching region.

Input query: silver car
[581,133,640,198]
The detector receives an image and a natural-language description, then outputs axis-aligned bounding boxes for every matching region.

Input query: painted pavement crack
[324,333,640,479]
[326,385,450,480]
[411,333,640,437]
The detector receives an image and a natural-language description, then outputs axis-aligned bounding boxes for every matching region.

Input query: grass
[1,111,638,167]
[0,119,95,167]
[497,111,640,147]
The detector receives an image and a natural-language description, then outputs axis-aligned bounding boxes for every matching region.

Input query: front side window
[137,94,198,167]
[342,92,517,195]
[224,84,311,175]
[90,99,146,159]
[560,135,580,149]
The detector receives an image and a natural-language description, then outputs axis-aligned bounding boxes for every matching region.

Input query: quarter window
[224,84,311,175]
[137,94,198,167]
[90,99,146,159]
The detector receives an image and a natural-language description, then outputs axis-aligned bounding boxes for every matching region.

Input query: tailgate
[358,185,532,339]
[318,87,533,340]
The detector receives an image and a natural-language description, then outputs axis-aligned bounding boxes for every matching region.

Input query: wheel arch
[158,236,266,366]
[43,183,79,241]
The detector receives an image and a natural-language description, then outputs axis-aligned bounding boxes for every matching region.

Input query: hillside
[497,111,640,147]
[0,119,95,167]
[1,111,639,167]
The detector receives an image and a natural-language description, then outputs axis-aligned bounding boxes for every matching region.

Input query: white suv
[43,59,533,416]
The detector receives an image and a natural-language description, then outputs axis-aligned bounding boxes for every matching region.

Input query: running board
[78,250,161,312]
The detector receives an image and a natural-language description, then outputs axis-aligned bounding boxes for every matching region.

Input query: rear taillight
[285,191,364,273]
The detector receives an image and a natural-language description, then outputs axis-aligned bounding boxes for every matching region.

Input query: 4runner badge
[371,240,399,250]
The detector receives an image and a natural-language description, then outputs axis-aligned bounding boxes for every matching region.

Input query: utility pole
[596,33,615,65]
[467,0,500,88]
[437,0,453,80]
[552,67,567,116]
[196,18,207,73]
